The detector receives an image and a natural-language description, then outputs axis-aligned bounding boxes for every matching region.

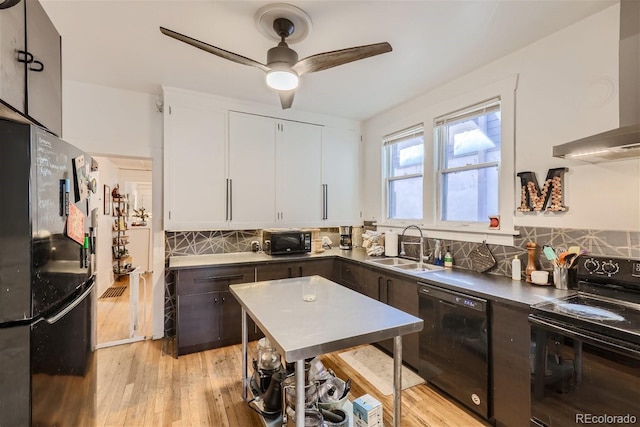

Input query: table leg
[296,359,305,427]
[241,307,248,401]
[574,340,583,386]
[393,335,402,427]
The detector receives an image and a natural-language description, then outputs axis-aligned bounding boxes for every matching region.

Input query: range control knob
[583,258,600,273]
[601,261,619,276]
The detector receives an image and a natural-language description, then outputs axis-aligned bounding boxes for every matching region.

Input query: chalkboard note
[36,133,69,231]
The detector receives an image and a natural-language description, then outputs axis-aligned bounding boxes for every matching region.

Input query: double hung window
[435,98,501,224]
[383,125,424,220]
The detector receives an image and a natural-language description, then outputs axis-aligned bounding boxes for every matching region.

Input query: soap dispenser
[444,247,453,268]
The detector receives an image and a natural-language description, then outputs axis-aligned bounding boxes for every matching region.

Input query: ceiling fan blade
[278,90,296,109]
[160,26,270,72]
[292,42,392,76]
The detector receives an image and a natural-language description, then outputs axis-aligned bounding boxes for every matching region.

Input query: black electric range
[531,255,640,345]
[529,256,640,427]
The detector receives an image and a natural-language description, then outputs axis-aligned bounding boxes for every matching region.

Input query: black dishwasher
[418,282,490,420]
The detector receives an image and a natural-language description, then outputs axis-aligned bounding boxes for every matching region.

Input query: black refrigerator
[0,119,97,426]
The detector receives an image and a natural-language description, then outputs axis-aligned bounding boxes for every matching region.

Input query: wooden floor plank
[96,339,489,427]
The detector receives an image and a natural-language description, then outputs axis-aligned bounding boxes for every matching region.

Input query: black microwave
[263,230,311,255]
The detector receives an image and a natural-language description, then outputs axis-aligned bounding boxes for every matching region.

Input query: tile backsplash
[163,226,639,336]
[163,227,354,335]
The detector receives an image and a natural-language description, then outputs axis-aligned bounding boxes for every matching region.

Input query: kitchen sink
[394,263,445,272]
[366,257,444,273]
[367,257,415,266]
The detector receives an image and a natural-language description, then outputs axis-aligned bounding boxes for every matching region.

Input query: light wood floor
[96,339,489,427]
[97,273,153,345]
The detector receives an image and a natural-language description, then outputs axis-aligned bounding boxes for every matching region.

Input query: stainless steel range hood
[553,0,640,163]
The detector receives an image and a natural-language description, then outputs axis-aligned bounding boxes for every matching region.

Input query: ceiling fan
[159,5,392,109]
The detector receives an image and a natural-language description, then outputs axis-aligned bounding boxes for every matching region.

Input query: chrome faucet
[399,225,425,267]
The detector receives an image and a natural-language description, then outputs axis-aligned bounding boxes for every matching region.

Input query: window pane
[442,166,498,222]
[388,135,423,178]
[389,176,422,219]
[438,103,501,224]
[444,112,501,169]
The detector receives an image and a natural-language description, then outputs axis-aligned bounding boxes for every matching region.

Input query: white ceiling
[41,0,616,121]
[108,156,153,171]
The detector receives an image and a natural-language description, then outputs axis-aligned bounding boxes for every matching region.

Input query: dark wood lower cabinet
[256,258,336,281]
[175,265,260,355]
[491,302,531,427]
[368,268,420,370]
[339,260,374,297]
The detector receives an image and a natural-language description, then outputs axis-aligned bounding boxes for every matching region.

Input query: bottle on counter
[433,240,443,266]
[512,255,522,280]
[444,247,453,268]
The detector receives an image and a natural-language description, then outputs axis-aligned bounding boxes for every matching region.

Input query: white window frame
[376,75,517,245]
[382,124,424,221]
[425,75,517,241]
[434,97,502,227]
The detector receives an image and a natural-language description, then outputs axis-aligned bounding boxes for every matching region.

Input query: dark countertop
[168,248,575,309]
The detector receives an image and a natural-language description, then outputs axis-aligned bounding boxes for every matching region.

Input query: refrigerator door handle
[44,281,95,325]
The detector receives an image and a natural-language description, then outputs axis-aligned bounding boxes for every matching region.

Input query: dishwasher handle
[418,283,487,313]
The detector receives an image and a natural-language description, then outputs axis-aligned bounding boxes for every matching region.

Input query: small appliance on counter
[262,229,311,255]
[339,226,352,250]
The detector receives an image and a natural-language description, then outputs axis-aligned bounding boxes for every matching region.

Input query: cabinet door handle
[214,298,218,303]
[299,266,303,277]
[224,178,231,221]
[288,267,292,278]
[228,179,233,221]
[195,274,244,283]
[17,50,34,64]
[29,60,44,72]
[321,184,328,220]
[0,0,21,10]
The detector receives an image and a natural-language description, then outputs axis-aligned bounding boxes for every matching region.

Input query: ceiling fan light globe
[266,70,299,91]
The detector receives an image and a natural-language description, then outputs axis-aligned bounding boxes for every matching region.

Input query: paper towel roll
[385,230,398,257]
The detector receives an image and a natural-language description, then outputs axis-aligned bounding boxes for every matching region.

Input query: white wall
[362,3,640,233]
[91,156,119,295]
[62,81,166,339]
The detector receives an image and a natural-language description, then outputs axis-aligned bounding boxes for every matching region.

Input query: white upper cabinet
[163,87,361,231]
[229,112,323,228]
[164,101,228,231]
[228,112,277,229]
[321,127,360,226]
[275,120,323,227]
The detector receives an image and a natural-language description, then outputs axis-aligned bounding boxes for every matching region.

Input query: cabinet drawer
[176,266,255,295]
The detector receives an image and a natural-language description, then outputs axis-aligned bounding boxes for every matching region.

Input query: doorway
[93,155,153,348]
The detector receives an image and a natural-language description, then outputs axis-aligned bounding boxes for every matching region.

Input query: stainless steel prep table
[230,275,423,427]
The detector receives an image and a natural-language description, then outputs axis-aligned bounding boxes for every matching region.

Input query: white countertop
[230,276,423,362]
